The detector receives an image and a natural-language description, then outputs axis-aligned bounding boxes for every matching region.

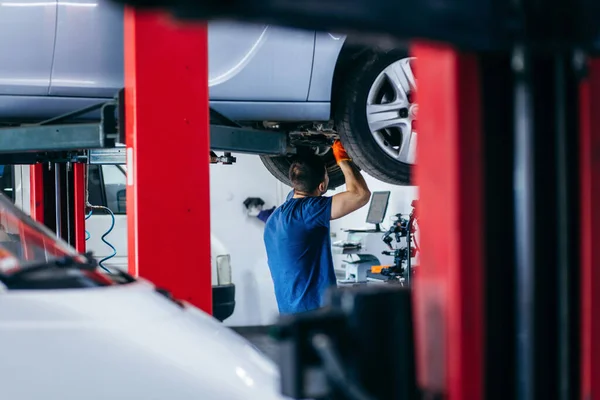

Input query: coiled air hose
[84,164,116,274]
[85,210,92,241]
[86,204,116,273]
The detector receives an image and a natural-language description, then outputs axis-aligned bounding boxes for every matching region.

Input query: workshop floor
[231,325,280,362]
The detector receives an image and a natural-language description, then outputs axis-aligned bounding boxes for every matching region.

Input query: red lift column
[30,163,87,253]
[411,43,484,400]
[124,11,212,313]
[73,163,86,253]
[29,164,45,223]
[580,59,600,400]
[413,42,583,400]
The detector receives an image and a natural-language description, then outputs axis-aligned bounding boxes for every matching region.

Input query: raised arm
[330,140,371,220]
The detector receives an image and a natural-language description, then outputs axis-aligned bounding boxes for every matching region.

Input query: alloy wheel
[365,57,417,164]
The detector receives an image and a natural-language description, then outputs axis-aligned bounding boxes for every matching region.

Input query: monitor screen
[366,191,390,225]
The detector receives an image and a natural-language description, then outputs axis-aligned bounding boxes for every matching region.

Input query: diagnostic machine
[333,191,391,284]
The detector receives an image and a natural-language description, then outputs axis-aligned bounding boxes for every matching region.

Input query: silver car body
[0,0,346,123]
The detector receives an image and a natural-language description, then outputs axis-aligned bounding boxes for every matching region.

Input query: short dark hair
[289,155,327,193]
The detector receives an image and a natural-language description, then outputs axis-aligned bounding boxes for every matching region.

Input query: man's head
[289,155,329,196]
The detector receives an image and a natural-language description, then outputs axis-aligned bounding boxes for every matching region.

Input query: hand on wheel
[332,140,352,164]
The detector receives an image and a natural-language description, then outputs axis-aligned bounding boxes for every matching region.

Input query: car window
[100,165,126,215]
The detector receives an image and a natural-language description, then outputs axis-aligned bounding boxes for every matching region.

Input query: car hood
[0,278,287,400]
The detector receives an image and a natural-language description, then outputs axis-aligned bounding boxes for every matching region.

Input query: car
[0,0,416,188]
[0,191,286,400]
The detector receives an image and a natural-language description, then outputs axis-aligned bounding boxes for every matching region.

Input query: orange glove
[332,140,352,164]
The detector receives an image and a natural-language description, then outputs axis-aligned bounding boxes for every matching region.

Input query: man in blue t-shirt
[264,140,371,314]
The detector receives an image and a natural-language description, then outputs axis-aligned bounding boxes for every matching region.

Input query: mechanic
[264,140,371,314]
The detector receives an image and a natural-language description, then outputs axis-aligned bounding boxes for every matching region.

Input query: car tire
[334,49,416,185]
[260,149,346,190]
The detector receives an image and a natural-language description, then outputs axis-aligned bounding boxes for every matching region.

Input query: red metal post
[73,163,86,253]
[411,42,484,400]
[124,10,212,313]
[26,164,48,260]
[579,58,600,400]
[29,164,45,223]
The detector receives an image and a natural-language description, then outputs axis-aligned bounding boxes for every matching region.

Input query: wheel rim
[366,57,417,165]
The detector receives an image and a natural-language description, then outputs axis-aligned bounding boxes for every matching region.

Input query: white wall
[210,154,283,327]
[211,155,418,327]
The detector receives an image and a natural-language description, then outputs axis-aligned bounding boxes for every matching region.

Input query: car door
[0,0,57,95]
[49,0,123,98]
[208,21,316,101]
[48,2,315,102]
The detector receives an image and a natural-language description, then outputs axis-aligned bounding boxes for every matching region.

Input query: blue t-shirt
[263,195,337,314]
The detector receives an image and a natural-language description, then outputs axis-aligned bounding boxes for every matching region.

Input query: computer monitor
[365,191,391,231]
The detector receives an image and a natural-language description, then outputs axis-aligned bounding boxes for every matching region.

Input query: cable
[86,205,116,274]
[84,209,92,241]
[99,206,117,271]
[83,164,116,274]
[311,334,375,400]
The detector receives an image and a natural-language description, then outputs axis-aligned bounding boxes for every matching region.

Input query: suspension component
[210,151,236,164]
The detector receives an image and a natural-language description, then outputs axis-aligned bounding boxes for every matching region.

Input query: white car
[0,191,286,400]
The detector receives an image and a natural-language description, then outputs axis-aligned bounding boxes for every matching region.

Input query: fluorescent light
[1,2,97,6]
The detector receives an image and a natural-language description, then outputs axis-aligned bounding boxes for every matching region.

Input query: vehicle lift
[106,1,600,400]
